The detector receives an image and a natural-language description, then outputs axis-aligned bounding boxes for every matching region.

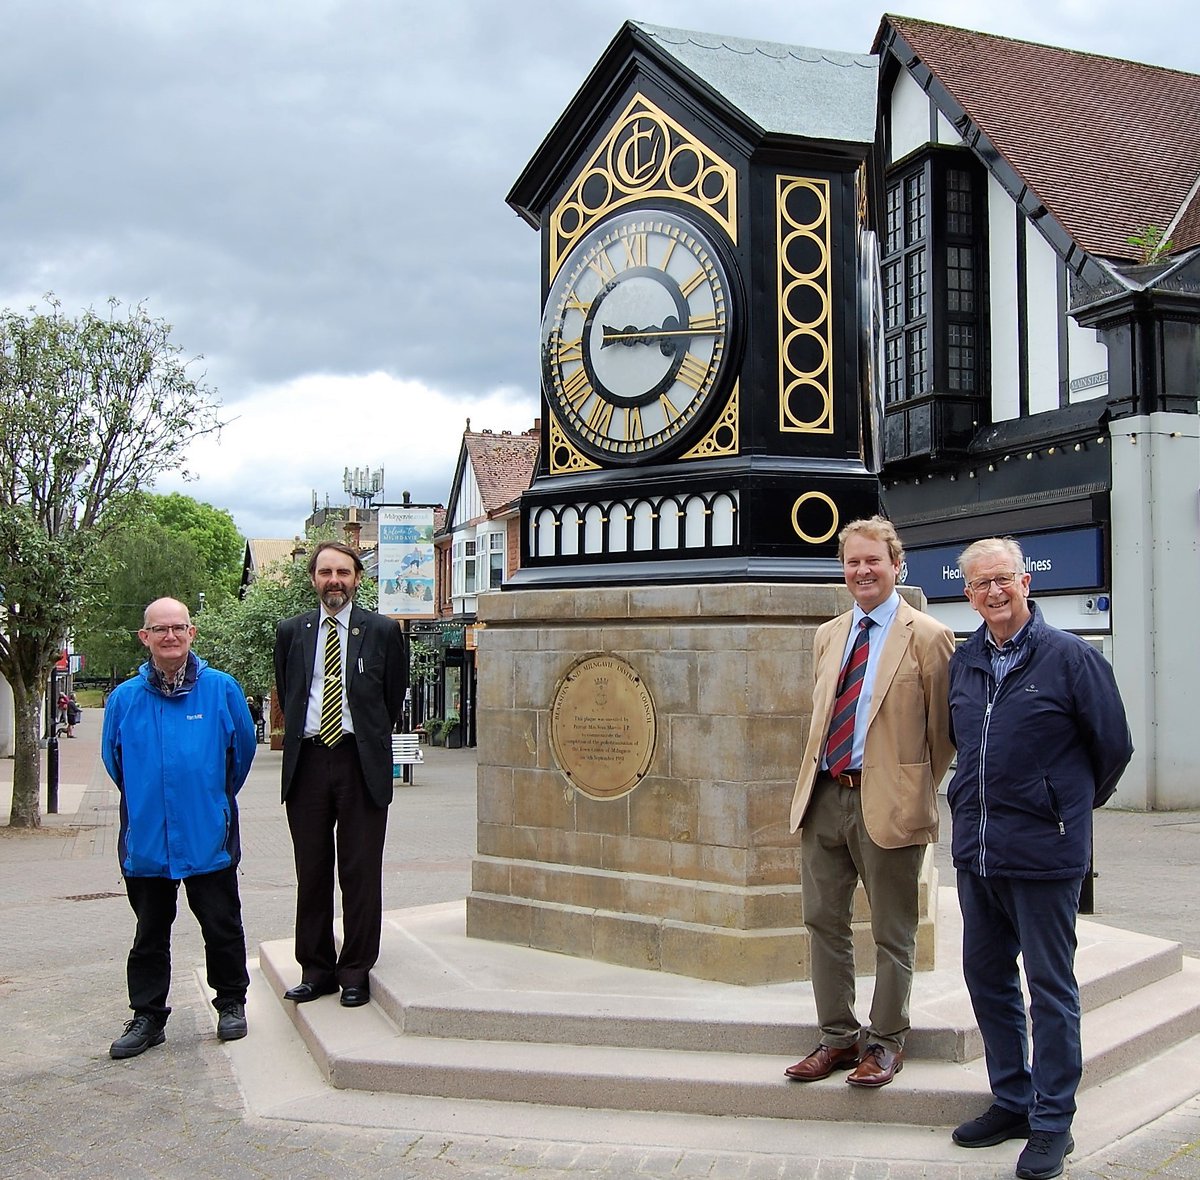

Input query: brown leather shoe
[846,1042,903,1087]
[784,1042,861,1081]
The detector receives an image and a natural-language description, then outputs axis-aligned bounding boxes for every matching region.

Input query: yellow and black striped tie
[319,617,343,746]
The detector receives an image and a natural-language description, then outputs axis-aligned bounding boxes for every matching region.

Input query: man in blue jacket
[101,597,257,1059]
[947,538,1132,1180]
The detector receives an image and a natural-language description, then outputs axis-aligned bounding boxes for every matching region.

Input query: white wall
[987,176,1020,422]
[888,69,931,162]
[0,675,12,758]
[1067,317,1109,402]
[1109,412,1200,808]
[453,462,483,528]
[1025,230,1064,416]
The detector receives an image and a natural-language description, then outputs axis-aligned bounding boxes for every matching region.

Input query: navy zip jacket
[947,601,1132,880]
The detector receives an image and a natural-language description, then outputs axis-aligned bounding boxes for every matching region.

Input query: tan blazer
[790,597,955,849]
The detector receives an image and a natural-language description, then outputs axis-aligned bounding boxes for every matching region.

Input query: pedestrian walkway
[1,708,1199,1179]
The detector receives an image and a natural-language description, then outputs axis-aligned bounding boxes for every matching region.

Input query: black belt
[303,734,350,749]
[825,770,862,788]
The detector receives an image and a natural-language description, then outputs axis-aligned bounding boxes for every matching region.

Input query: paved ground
[1,710,1199,1179]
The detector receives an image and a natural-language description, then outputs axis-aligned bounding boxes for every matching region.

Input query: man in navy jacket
[101,597,257,1059]
[946,537,1132,1180]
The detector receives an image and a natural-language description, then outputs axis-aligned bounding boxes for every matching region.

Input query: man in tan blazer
[786,516,954,1088]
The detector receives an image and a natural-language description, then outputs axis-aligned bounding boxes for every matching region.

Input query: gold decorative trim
[791,491,839,545]
[548,410,601,474]
[550,93,737,279]
[777,176,833,435]
[680,380,739,460]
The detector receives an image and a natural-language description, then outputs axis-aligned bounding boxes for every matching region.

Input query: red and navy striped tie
[825,618,873,778]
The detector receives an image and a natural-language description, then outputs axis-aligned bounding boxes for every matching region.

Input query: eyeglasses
[145,623,192,636]
[964,573,1018,595]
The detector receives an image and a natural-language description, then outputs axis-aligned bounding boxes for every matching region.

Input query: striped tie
[825,618,873,778]
[319,617,343,747]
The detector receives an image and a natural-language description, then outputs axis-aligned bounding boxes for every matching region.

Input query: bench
[391,733,424,786]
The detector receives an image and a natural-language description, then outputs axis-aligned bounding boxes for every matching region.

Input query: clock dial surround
[541,209,737,464]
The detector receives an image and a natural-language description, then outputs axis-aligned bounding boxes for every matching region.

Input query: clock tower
[466,25,919,987]
[508,22,883,588]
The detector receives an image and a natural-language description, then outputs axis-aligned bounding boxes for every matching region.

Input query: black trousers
[123,866,249,1022]
[285,740,389,989]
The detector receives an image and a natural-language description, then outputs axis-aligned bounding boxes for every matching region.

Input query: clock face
[541,209,734,462]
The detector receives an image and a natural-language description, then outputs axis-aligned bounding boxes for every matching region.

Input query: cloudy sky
[2,0,1192,539]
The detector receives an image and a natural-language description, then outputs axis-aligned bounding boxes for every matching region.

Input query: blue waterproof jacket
[101,654,256,879]
[947,602,1132,880]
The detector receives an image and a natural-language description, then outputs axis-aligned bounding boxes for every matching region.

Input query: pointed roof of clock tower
[630,23,878,148]
[509,20,879,228]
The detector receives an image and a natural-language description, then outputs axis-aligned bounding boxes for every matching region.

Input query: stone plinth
[465,583,937,985]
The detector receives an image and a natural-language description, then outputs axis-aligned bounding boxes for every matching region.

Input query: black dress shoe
[340,985,370,1008]
[110,1013,166,1059]
[283,980,338,1003]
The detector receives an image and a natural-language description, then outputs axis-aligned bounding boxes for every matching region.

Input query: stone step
[256,892,1200,1130]
[230,957,1200,1167]
[260,892,1188,1062]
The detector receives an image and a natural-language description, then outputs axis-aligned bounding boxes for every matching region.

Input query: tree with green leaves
[145,492,243,601]
[0,296,221,827]
[75,492,243,683]
[195,535,377,705]
[76,521,208,684]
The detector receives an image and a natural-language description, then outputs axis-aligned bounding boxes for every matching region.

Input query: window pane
[885,335,904,404]
[885,185,903,254]
[906,249,926,319]
[906,326,928,396]
[947,245,975,313]
[946,168,973,236]
[884,261,902,330]
[905,172,927,243]
[948,323,976,391]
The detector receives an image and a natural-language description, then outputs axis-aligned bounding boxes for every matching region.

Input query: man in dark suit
[274,541,406,1008]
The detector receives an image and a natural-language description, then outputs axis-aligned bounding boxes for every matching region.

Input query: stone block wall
[465,583,937,985]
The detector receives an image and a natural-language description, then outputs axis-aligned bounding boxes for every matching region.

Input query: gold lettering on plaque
[549,654,657,800]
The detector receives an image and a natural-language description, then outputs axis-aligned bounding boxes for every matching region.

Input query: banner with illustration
[377,505,436,617]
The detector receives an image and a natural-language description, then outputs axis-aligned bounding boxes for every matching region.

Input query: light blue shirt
[822,590,901,772]
[986,613,1034,686]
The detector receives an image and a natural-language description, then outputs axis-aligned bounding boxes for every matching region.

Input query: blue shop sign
[901,527,1104,601]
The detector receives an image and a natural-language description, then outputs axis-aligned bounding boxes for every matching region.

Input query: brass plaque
[549,654,657,800]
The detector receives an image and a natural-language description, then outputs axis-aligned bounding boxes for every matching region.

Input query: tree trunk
[8,672,43,828]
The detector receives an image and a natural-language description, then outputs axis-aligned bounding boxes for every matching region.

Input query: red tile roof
[463,428,539,516]
[879,15,1200,260]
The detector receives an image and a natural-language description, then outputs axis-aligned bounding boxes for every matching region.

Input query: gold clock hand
[600,324,724,348]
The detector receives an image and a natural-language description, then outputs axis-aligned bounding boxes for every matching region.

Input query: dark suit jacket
[274,603,406,807]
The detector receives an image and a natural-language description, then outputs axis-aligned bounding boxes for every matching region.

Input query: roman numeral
[560,366,592,410]
[555,336,583,366]
[622,232,648,268]
[680,267,707,297]
[587,249,617,285]
[625,406,643,440]
[586,397,614,434]
[676,353,710,390]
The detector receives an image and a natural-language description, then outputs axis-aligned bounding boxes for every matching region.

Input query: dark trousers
[285,740,388,989]
[123,866,249,1022]
[957,870,1083,1132]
